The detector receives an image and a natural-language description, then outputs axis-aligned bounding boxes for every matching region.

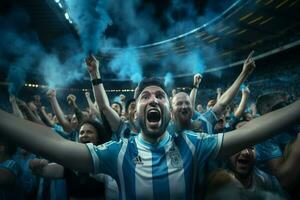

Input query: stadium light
[64,12,69,20]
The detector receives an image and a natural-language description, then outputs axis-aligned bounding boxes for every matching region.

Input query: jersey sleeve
[202,109,218,127]
[85,140,124,178]
[187,132,224,166]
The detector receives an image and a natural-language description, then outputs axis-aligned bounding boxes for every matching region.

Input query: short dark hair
[135,78,167,99]
[79,119,110,145]
[256,92,285,115]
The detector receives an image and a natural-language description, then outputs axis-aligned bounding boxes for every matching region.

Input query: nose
[240,148,250,155]
[149,95,159,106]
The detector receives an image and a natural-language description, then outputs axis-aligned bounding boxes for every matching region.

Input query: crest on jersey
[168,146,183,168]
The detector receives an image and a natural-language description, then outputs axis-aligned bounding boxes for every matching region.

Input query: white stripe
[211,133,224,159]
[135,137,154,200]
[165,139,186,200]
[183,133,196,155]
[117,139,128,200]
[86,143,100,173]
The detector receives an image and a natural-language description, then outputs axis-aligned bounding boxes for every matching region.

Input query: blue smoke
[38,53,85,89]
[0,10,43,95]
[65,0,112,54]
[108,48,142,83]
[164,72,174,89]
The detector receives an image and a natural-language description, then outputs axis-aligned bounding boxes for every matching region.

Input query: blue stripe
[123,138,137,200]
[174,135,194,200]
[152,148,170,199]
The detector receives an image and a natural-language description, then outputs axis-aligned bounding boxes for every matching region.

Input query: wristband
[92,78,103,86]
[192,85,198,89]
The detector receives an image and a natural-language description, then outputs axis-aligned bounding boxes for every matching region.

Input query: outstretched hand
[193,73,202,88]
[243,51,256,75]
[242,86,250,95]
[67,94,76,105]
[47,89,56,99]
[85,54,99,75]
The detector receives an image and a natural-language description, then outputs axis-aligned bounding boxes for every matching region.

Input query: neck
[235,173,252,188]
[141,131,166,144]
[174,119,192,132]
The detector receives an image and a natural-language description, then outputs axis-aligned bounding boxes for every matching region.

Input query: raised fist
[85,54,99,74]
[67,94,76,105]
[85,91,90,98]
[243,51,256,75]
[193,73,203,88]
[242,86,250,95]
[28,101,37,111]
[120,94,126,102]
[47,89,56,99]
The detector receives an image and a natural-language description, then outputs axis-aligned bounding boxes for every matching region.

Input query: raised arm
[47,89,73,132]
[212,51,255,118]
[86,55,121,132]
[234,86,250,118]
[190,73,202,109]
[216,88,222,102]
[29,159,64,179]
[39,106,55,127]
[67,94,85,125]
[84,91,99,116]
[16,99,44,125]
[0,109,93,173]
[9,95,24,119]
[219,99,300,158]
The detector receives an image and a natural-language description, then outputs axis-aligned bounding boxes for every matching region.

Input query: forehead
[112,103,120,107]
[140,86,165,95]
[80,123,95,131]
[173,92,190,103]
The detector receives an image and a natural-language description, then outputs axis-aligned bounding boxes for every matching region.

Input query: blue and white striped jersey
[86,131,223,200]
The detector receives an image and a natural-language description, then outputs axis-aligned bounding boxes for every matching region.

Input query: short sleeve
[85,140,123,178]
[187,132,224,165]
[202,109,218,127]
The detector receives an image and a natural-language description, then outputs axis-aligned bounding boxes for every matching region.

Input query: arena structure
[0,0,299,108]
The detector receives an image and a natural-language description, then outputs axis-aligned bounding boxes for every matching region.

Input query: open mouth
[237,158,250,165]
[147,108,161,122]
[180,109,189,115]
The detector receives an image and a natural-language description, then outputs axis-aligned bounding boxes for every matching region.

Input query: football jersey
[86,131,223,199]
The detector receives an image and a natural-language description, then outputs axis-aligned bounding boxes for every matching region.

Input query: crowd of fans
[0,51,300,200]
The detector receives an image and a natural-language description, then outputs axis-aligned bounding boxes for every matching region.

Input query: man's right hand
[47,89,56,99]
[67,94,76,105]
[242,86,250,96]
[85,91,90,98]
[85,55,100,78]
[193,73,202,88]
